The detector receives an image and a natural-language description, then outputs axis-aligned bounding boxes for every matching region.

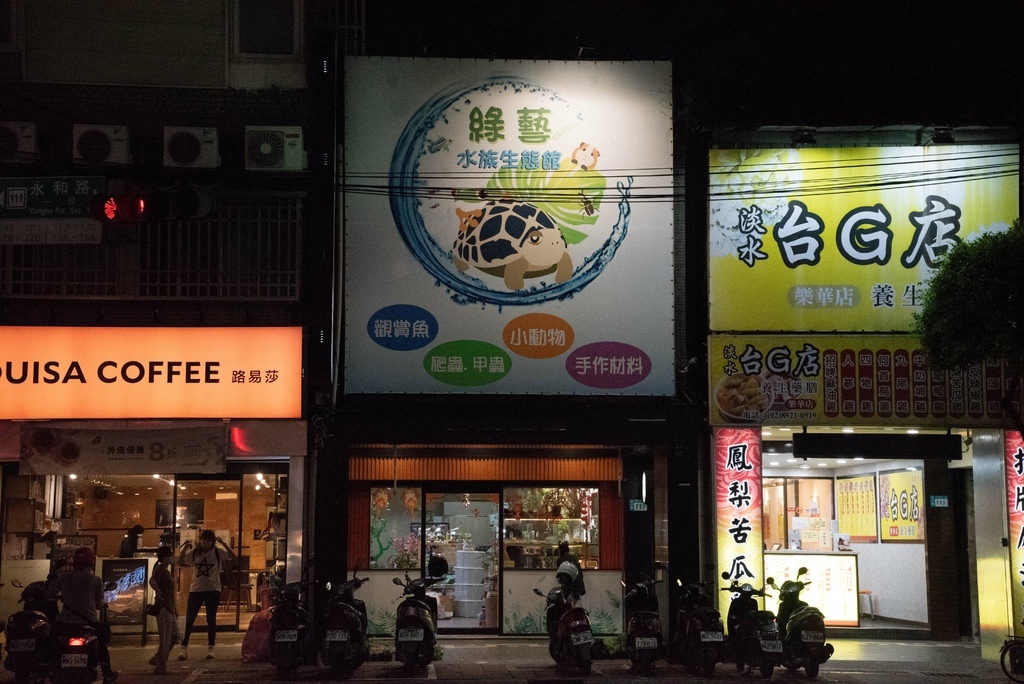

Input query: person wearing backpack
[177,529,235,660]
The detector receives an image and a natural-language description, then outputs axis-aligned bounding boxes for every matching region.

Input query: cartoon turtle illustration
[452,200,573,290]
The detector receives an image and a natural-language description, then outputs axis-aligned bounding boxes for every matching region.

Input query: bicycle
[1001,634,1024,682]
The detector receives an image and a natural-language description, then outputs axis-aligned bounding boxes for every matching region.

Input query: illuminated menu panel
[765,552,859,627]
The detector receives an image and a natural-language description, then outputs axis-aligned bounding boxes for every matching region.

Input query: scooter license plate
[326,630,350,642]
[275,629,299,642]
[700,631,724,642]
[398,628,424,642]
[62,654,89,668]
[802,631,824,643]
[760,640,783,653]
[7,639,34,652]
[570,631,594,646]
[635,637,658,650]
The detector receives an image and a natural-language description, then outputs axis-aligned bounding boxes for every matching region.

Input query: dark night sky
[362,0,1024,129]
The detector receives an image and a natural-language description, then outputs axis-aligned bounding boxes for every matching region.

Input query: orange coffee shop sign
[0,327,302,420]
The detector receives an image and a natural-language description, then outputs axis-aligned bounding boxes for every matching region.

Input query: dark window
[238,0,295,55]
[0,0,13,46]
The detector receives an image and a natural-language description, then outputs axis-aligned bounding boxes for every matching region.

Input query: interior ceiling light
[837,459,847,464]
[906,429,919,434]
[769,461,780,466]
[842,427,854,433]
[853,457,865,461]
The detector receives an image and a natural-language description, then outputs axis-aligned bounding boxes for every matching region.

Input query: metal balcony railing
[0,194,303,301]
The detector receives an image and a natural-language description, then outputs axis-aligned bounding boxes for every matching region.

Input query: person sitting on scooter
[557,542,586,597]
[45,546,118,684]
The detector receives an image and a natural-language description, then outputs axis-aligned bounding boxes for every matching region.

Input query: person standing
[177,530,235,660]
[45,546,118,684]
[148,545,179,673]
[118,525,145,558]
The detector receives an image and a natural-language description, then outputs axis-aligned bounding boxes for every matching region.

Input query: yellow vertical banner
[715,427,763,633]
[878,469,925,542]
[1005,431,1024,630]
[837,475,877,542]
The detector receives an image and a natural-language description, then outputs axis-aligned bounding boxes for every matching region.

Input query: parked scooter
[673,579,724,677]
[392,555,448,673]
[533,561,594,674]
[620,575,665,672]
[50,621,100,684]
[269,580,312,678]
[721,573,781,679]
[768,567,834,679]
[321,570,370,676]
[4,578,60,684]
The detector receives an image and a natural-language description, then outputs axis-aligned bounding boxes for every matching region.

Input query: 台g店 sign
[0,327,302,419]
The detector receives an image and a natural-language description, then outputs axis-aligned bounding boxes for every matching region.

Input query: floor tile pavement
[86,634,1012,684]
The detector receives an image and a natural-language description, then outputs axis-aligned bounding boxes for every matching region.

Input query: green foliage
[914,219,1024,371]
[484,163,606,233]
[589,607,620,635]
[503,607,545,634]
[596,634,628,659]
[368,606,396,636]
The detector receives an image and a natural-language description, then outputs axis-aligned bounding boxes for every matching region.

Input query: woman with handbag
[148,545,179,673]
[177,530,235,660]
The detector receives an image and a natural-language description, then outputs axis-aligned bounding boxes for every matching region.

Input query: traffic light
[87,182,214,223]
[88,191,146,223]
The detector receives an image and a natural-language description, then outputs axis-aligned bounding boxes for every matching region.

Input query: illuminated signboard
[0,327,302,420]
[1006,431,1024,631]
[715,426,763,633]
[765,552,859,627]
[836,475,878,543]
[707,334,1021,427]
[344,58,674,395]
[709,145,1019,332]
[879,468,925,542]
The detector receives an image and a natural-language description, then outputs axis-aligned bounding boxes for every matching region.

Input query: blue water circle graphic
[389,77,632,307]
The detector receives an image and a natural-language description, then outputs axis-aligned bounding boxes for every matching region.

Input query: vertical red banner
[929,368,946,419]
[911,351,929,419]
[840,349,857,419]
[985,359,1004,419]
[715,427,763,634]
[967,362,985,419]
[875,349,893,418]
[894,349,911,419]
[823,349,839,418]
[857,348,874,418]
[1006,431,1024,634]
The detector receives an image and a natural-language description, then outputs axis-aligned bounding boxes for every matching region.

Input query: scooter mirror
[765,577,775,585]
[620,579,627,588]
[393,577,404,586]
[721,571,730,580]
[798,566,809,576]
[326,581,332,591]
[533,588,544,597]
[676,579,682,586]
[11,579,23,588]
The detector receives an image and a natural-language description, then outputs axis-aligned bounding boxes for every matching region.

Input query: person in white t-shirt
[176,530,235,660]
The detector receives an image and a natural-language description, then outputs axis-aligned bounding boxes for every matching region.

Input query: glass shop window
[502,487,599,570]
[369,487,422,570]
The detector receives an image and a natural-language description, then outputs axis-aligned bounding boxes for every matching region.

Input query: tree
[913,218,1024,433]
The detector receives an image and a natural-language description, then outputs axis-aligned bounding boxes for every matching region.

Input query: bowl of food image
[714,373,774,422]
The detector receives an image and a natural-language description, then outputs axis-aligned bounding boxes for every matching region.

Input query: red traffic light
[89,192,146,223]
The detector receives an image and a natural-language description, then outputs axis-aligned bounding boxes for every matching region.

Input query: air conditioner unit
[164,127,220,168]
[73,124,130,165]
[244,126,305,171]
[0,122,37,164]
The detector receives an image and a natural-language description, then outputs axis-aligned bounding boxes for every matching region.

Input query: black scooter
[621,575,665,672]
[721,573,780,680]
[534,574,594,674]
[769,567,834,679]
[269,580,312,679]
[674,578,724,677]
[4,577,60,684]
[321,571,370,676]
[392,555,448,673]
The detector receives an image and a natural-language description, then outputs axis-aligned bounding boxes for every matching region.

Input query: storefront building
[326,57,697,636]
[704,137,1022,654]
[0,326,306,636]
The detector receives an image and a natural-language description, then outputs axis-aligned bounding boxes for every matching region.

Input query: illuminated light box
[764,551,859,627]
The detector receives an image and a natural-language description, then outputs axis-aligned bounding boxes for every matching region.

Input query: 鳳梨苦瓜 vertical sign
[709,146,1019,332]
[344,58,674,395]
[1006,431,1024,631]
[715,427,763,632]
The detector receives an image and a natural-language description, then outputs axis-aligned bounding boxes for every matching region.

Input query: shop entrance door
[422,490,500,633]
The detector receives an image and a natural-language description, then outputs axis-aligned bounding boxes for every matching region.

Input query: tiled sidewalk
[91,634,1011,683]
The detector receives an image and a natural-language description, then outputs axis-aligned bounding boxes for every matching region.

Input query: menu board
[836,476,878,543]
[764,552,859,627]
[101,558,148,626]
[50,535,97,575]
